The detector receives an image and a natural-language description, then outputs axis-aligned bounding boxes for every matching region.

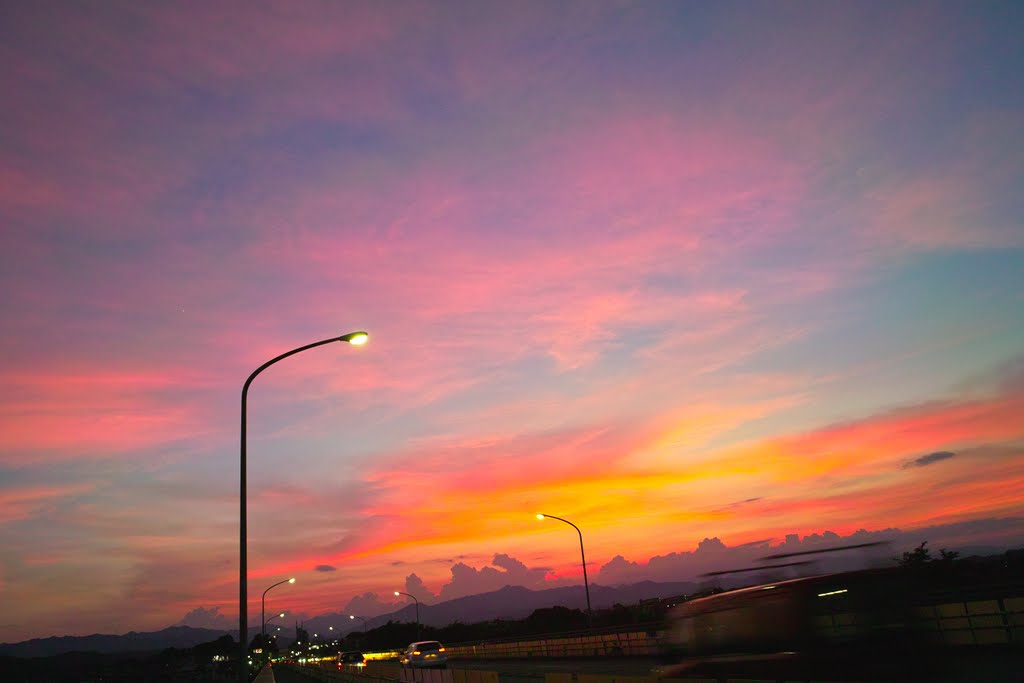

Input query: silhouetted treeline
[338,603,660,652]
[0,635,237,682]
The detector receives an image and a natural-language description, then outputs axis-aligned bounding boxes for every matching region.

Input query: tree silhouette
[895,541,959,567]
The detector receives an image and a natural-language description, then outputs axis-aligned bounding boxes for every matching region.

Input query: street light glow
[288,578,296,584]
[346,332,369,345]
[536,513,545,520]
[394,591,400,596]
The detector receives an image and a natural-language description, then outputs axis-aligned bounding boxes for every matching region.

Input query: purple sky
[1,1,1023,642]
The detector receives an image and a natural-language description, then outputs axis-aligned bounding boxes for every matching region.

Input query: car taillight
[413,651,421,655]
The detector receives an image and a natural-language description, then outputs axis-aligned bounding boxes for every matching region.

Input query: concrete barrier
[543,675,573,683]
[578,674,656,683]
[356,664,498,683]
[451,669,499,683]
[364,661,403,678]
[395,667,453,683]
[545,676,719,683]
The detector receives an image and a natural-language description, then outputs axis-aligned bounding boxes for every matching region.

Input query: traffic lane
[450,657,660,682]
[267,664,316,683]
[451,649,1024,683]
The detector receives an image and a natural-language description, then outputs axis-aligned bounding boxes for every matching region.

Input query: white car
[400,640,447,668]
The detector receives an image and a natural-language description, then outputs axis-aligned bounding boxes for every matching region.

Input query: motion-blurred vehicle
[337,651,365,669]
[661,565,1022,681]
[400,640,447,668]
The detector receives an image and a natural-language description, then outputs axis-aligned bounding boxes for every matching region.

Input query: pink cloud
[0,483,94,523]
[0,368,219,458]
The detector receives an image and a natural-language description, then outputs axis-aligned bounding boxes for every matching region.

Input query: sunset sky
[1,1,1023,642]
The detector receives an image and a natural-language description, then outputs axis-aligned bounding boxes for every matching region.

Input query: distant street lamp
[239,330,369,683]
[262,578,295,642]
[349,614,369,632]
[394,590,421,639]
[263,612,286,634]
[536,513,592,625]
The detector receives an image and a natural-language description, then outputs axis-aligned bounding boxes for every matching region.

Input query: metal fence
[291,662,498,683]
[445,629,660,659]
[282,662,399,683]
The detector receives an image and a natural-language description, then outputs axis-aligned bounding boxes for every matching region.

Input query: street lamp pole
[262,578,294,642]
[349,614,369,632]
[239,331,368,683]
[537,513,592,626]
[264,614,284,647]
[394,591,420,640]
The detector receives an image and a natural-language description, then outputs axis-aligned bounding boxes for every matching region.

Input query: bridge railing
[291,661,498,683]
[445,629,659,659]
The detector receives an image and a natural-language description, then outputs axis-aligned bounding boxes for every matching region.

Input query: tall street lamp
[349,614,369,632]
[394,591,420,639]
[536,513,592,625]
[261,578,295,642]
[239,330,368,683]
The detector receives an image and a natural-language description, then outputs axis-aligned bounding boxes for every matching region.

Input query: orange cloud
[301,379,1024,578]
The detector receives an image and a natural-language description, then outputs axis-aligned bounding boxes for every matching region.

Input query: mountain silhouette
[301,579,697,636]
[1,579,697,657]
[0,625,235,658]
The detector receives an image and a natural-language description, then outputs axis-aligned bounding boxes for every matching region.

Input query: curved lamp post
[349,614,369,632]
[536,513,592,625]
[239,330,368,683]
[261,578,295,642]
[394,591,420,639]
[263,612,285,635]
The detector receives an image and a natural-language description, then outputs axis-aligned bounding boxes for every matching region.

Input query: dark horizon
[5,516,1022,648]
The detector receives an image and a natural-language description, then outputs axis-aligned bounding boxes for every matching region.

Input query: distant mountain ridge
[0,625,233,658]
[0,579,697,657]
[301,579,698,636]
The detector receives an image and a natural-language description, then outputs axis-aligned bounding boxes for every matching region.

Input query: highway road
[266,665,303,683]
[448,650,1024,683]
[273,648,1024,683]
[450,657,660,682]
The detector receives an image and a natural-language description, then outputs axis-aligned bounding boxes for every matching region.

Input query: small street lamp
[394,591,421,639]
[262,578,295,642]
[537,513,592,626]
